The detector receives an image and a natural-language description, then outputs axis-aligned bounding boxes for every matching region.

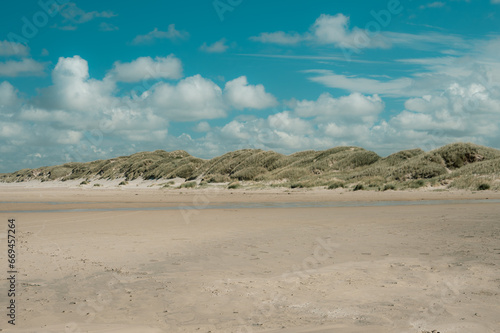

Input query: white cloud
[250,13,388,49]
[60,2,116,24]
[420,2,445,9]
[291,92,384,124]
[220,120,252,141]
[0,58,45,77]
[392,86,499,136]
[150,74,226,121]
[0,81,22,113]
[52,24,77,31]
[311,14,389,49]
[99,22,119,31]
[224,76,278,110]
[55,130,84,144]
[0,40,29,57]
[204,117,335,152]
[36,55,115,113]
[383,32,469,51]
[0,122,24,138]
[132,25,189,45]
[306,70,415,97]
[107,55,183,82]
[250,31,305,45]
[250,13,468,52]
[194,121,211,132]
[267,111,312,134]
[200,38,229,53]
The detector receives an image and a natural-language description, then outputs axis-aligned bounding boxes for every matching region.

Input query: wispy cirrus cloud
[99,22,119,31]
[250,31,306,45]
[250,13,470,53]
[60,2,116,24]
[52,2,117,30]
[250,14,388,49]
[305,70,416,97]
[419,2,445,10]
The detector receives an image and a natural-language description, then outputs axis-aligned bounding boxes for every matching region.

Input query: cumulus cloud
[150,74,226,121]
[291,92,384,124]
[0,58,45,77]
[200,38,229,53]
[0,81,22,113]
[311,14,389,49]
[207,117,334,152]
[0,40,29,57]
[35,55,115,114]
[132,25,189,45]
[224,76,278,110]
[267,111,313,134]
[194,121,211,132]
[107,55,183,82]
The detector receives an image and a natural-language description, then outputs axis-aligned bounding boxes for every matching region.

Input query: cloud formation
[0,40,29,57]
[224,76,278,110]
[132,25,189,45]
[0,58,45,77]
[200,38,229,53]
[107,55,183,82]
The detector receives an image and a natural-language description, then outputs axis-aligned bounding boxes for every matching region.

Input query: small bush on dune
[383,184,396,191]
[228,182,241,189]
[409,179,426,189]
[80,180,89,185]
[205,174,231,183]
[118,181,128,186]
[328,182,344,189]
[478,183,490,191]
[180,181,197,189]
[353,184,364,191]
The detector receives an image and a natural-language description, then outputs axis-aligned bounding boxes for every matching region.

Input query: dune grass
[2,142,499,191]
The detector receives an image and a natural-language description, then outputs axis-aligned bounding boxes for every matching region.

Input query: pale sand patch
[0,188,499,332]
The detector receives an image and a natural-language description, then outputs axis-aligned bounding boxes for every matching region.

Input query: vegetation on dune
[180,181,197,189]
[1,142,499,191]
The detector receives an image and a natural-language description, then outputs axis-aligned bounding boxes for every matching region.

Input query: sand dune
[2,142,500,191]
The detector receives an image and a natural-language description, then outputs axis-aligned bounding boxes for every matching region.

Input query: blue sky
[1,0,500,172]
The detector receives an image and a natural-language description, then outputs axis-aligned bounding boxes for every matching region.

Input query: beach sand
[0,185,499,332]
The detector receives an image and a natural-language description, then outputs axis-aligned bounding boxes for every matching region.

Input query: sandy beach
[1,185,499,332]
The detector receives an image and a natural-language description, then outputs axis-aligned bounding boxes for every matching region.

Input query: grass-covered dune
[2,143,500,191]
